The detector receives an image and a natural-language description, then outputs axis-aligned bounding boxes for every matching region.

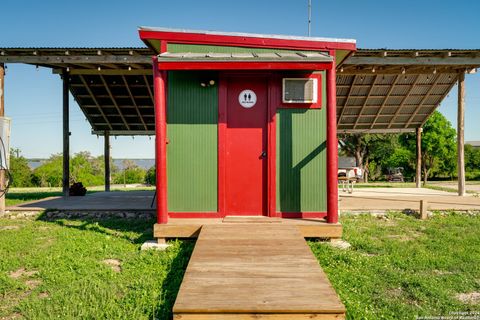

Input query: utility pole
[308,0,312,36]
[0,63,5,215]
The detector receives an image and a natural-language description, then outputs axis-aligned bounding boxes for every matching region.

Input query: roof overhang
[1,47,479,136]
[139,27,356,67]
[156,51,334,70]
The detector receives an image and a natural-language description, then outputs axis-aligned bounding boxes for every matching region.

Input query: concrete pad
[340,187,480,211]
[8,191,155,211]
[140,240,170,251]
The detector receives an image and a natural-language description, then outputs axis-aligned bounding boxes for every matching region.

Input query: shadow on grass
[157,240,195,320]
[36,212,155,244]
[35,212,196,319]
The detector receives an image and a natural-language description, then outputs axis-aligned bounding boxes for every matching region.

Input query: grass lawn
[311,212,480,319]
[0,212,479,319]
[0,216,192,320]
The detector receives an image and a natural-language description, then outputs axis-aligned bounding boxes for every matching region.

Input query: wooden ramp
[173,224,345,319]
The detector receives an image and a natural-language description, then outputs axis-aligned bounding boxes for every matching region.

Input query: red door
[225,77,268,215]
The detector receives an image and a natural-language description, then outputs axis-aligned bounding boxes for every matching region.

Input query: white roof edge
[139,26,356,45]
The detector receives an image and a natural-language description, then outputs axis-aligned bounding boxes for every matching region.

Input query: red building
[139,27,356,228]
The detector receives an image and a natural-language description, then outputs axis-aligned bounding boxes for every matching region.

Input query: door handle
[261,151,267,159]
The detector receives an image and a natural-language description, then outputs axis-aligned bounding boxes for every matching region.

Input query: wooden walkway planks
[173,224,345,319]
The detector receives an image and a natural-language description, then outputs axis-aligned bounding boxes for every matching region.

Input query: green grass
[0,215,193,320]
[1,213,479,319]
[310,212,480,319]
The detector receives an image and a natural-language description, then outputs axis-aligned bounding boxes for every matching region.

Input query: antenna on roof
[308,0,312,36]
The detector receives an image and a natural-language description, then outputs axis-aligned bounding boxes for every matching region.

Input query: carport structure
[0,44,479,206]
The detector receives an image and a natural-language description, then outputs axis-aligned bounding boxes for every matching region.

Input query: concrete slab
[8,191,155,211]
[340,187,480,211]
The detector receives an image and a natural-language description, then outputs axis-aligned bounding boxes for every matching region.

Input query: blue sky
[1,0,479,158]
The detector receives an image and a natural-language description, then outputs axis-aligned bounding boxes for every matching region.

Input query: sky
[0,0,479,158]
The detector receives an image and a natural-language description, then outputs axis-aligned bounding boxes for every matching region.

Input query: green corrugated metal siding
[167,71,218,212]
[167,43,325,54]
[276,108,327,212]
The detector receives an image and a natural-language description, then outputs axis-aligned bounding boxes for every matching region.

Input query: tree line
[7,110,480,187]
[9,151,156,188]
[341,111,480,183]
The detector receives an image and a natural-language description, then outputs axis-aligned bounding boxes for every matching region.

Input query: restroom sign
[238,89,257,108]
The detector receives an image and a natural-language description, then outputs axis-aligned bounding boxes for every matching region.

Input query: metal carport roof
[1,47,479,135]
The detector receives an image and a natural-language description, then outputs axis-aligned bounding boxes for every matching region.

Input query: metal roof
[1,47,479,135]
[157,51,332,62]
[139,26,356,44]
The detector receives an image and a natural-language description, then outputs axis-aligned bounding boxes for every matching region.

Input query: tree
[340,134,399,182]
[145,166,156,185]
[400,111,457,184]
[32,154,63,187]
[112,160,146,185]
[9,148,33,187]
[70,151,104,186]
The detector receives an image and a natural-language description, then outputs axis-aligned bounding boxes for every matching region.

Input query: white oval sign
[238,89,257,108]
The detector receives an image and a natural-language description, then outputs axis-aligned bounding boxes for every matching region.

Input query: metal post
[457,72,466,196]
[326,55,338,224]
[62,69,70,197]
[0,63,5,214]
[104,131,110,192]
[153,58,168,224]
[308,0,312,36]
[416,127,422,188]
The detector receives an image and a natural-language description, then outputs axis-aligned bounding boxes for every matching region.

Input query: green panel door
[276,109,327,212]
[167,71,218,212]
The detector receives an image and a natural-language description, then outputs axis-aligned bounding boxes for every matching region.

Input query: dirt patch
[386,287,403,299]
[385,232,422,242]
[1,312,23,319]
[25,279,42,289]
[432,269,453,276]
[456,292,480,305]
[0,226,20,231]
[9,268,38,279]
[38,292,49,299]
[102,259,122,272]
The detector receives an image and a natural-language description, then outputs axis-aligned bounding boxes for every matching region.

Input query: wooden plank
[122,75,148,130]
[153,219,342,239]
[173,224,345,317]
[174,314,345,320]
[353,74,378,129]
[344,56,480,66]
[99,75,130,130]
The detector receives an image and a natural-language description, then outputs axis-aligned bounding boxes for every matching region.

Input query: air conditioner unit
[282,78,318,104]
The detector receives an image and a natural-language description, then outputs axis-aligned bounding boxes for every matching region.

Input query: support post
[0,63,5,214]
[62,69,70,197]
[457,72,466,196]
[416,127,422,188]
[104,131,110,192]
[153,58,168,224]
[326,58,338,224]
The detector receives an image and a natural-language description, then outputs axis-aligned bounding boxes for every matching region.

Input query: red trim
[278,73,324,109]
[159,40,168,53]
[218,75,227,217]
[139,30,356,52]
[169,212,223,219]
[278,212,327,219]
[267,76,278,217]
[157,62,332,71]
[326,51,339,224]
[153,59,168,224]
